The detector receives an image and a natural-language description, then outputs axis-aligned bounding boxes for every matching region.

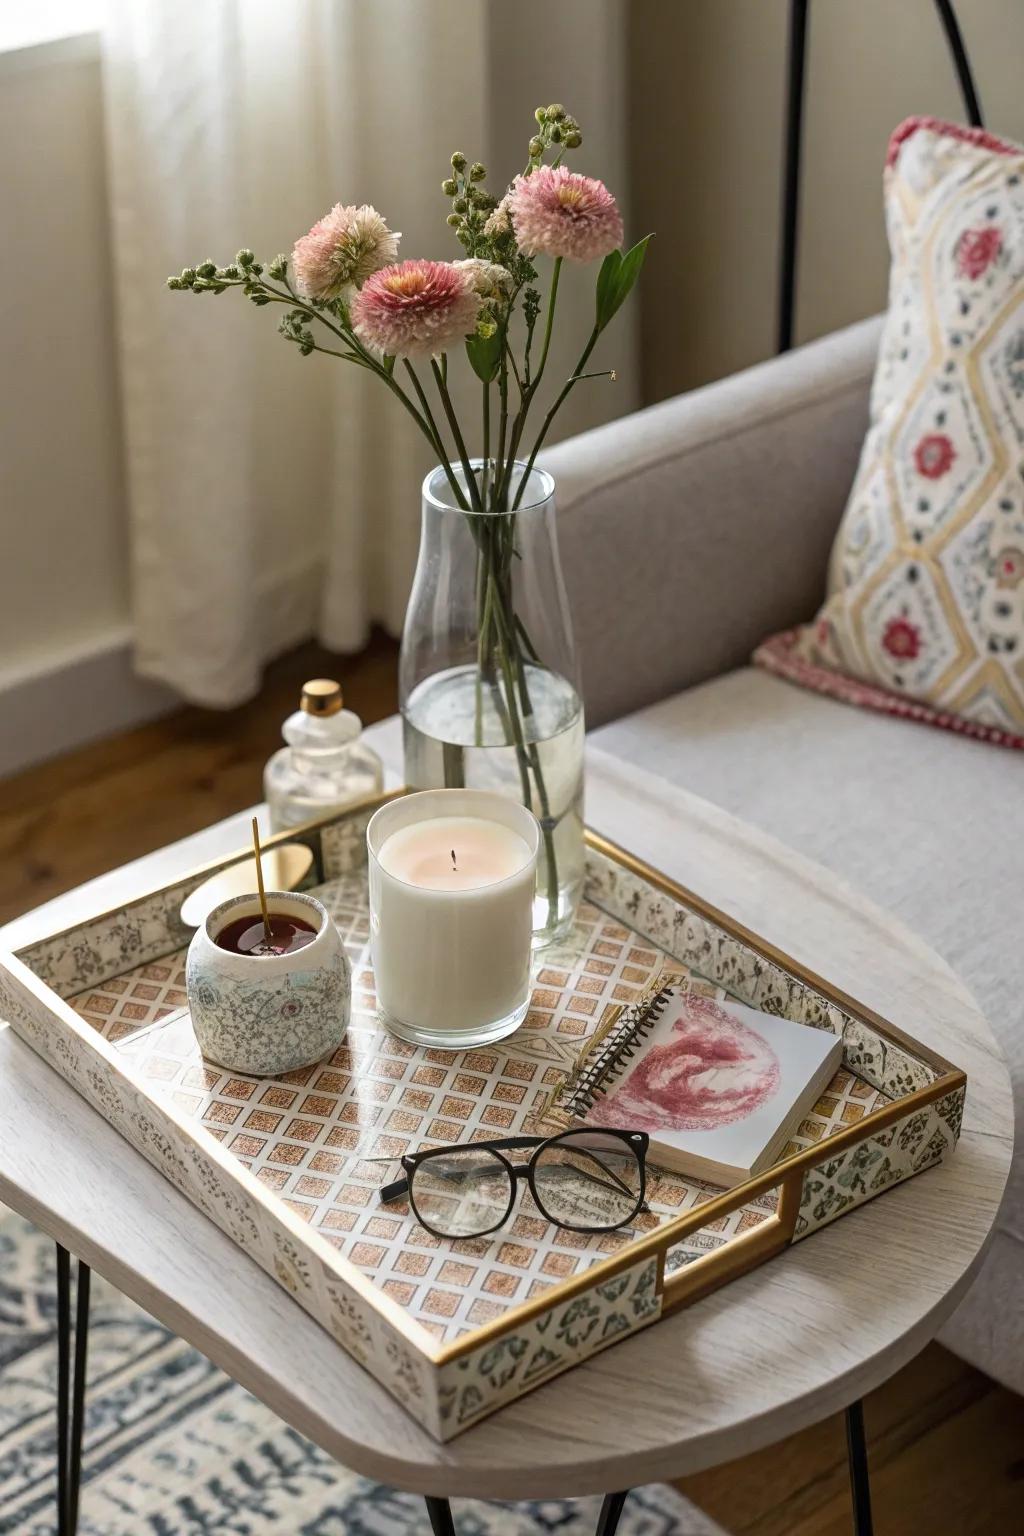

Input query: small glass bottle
[264,679,384,832]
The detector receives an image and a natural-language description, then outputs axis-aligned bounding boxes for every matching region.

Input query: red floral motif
[955,225,1003,280]
[882,617,922,660]
[994,547,1024,589]
[914,433,956,479]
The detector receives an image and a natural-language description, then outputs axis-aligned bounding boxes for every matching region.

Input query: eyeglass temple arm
[377,1136,549,1203]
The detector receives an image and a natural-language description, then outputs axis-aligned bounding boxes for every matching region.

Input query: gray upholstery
[593,669,1023,1390]
[542,316,882,728]
[544,319,1022,1394]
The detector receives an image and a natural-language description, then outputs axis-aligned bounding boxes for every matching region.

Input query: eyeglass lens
[532,1131,643,1230]
[410,1147,513,1238]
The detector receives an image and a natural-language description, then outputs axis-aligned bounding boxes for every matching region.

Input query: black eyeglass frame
[378,1128,650,1238]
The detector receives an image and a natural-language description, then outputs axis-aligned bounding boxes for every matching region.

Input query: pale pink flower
[507,166,623,262]
[292,203,399,301]
[453,258,512,299]
[483,193,513,238]
[350,259,482,360]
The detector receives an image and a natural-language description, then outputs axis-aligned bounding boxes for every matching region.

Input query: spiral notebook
[537,976,843,1188]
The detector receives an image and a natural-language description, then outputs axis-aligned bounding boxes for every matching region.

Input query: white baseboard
[0,629,178,779]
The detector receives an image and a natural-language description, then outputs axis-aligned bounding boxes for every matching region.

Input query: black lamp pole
[776,0,985,355]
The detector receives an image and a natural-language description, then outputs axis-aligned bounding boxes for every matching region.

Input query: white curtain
[101,0,635,707]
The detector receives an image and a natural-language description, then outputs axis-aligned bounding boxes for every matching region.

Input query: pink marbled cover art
[587,991,842,1182]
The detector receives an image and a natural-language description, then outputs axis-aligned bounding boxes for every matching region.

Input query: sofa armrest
[540,314,882,727]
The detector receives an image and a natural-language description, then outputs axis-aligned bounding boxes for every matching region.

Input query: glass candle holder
[367,789,540,1048]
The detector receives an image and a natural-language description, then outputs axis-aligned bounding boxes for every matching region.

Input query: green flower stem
[495,259,562,509]
[481,379,491,507]
[402,361,468,511]
[531,256,562,396]
[496,346,509,495]
[514,325,600,508]
[430,358,482,510]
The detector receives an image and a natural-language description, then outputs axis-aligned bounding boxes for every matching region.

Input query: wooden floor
[2,634,1022,1532]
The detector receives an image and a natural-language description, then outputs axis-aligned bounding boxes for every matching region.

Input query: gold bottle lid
[300,678,343,716]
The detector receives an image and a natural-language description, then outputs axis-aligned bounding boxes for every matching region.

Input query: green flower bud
[564,129,582,148]
[470,162,486,181]
[452,196,468,214]
[195,260,216,279]
[166,276,182,289]
[442,177,458,196]
[547,103,565,120]
[267,254,288,279]
[528,136,543,158]
[534,107,546,124]
[180,267,197,284]
[222,264,241,279]
[446,212,461,228]
[450,151,466,171]
[250,293,270,306]
[549,124,562,143]
[250,261,263,275]
[236,248,255,267]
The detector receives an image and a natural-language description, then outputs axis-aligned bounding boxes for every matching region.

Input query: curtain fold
[102,0,634,706]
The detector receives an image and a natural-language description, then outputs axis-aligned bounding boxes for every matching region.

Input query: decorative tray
[0,793,966,1441]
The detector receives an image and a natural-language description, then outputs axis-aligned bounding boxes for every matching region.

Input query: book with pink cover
[541,979,843,1187]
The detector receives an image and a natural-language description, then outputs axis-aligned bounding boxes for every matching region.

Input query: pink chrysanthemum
[292,203,399,301]
[350,259,482,360]
[507,167,623,262]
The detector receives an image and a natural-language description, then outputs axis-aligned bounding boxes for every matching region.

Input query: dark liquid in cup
[214,913,318,957]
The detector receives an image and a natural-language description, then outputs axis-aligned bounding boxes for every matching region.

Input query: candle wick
[451,848,457,871]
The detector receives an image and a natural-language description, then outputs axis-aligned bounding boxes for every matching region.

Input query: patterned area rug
[0,1209,726,1535]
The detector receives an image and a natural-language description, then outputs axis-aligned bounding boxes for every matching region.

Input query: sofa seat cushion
[591,667,1022,1384]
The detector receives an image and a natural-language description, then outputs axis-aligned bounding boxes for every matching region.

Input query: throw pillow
[755,116,1024,749]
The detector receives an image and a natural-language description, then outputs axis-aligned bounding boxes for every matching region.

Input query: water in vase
[402,664,584,944]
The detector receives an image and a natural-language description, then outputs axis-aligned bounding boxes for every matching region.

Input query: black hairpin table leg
[594,1490,630,1536]
[424,1496,457,1536]
[845,1399,874,1536]
[54,1244,91,1536]
[424,1490,631,1536]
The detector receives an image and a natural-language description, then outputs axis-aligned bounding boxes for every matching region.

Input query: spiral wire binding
[562,976,679,1118]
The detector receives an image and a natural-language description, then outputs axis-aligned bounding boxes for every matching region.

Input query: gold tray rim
[2,790,967,1369]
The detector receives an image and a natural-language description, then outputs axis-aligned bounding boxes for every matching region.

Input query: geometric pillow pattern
[757,117,1024,746]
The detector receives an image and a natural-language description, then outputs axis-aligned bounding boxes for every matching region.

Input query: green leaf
[595,235,652,332]
[465,330,501,383]
[595,249,623,332]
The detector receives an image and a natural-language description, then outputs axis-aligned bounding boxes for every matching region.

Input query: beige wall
[630,0,1024,403]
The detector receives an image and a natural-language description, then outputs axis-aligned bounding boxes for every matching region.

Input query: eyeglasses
[377,1128,649,1239]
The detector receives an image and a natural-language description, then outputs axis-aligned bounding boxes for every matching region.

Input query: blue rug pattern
[0,1210,724,1535]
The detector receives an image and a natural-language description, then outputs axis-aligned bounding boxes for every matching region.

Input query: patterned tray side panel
[436,1255,662,1436]
[585,849,942,1102]
[16,804,381,1002]
[0,962,443,1439]
[795,1084,966,1239]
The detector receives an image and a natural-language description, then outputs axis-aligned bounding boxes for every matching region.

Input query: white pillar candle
[367,789,539,1047]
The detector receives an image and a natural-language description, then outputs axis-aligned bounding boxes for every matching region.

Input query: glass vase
[400,460,584,946]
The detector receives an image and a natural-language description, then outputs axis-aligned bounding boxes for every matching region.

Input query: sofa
[540,314,1022,1394]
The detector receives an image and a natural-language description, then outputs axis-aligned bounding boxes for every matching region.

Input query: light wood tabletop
[0,745,1013,1500]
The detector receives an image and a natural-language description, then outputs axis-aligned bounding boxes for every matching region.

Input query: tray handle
[659,1168,804,1315]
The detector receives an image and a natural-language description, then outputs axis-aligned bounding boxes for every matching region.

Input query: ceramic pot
[186,890,350,1076]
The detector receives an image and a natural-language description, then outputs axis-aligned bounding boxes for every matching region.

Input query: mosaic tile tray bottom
[68,870,888,1347]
